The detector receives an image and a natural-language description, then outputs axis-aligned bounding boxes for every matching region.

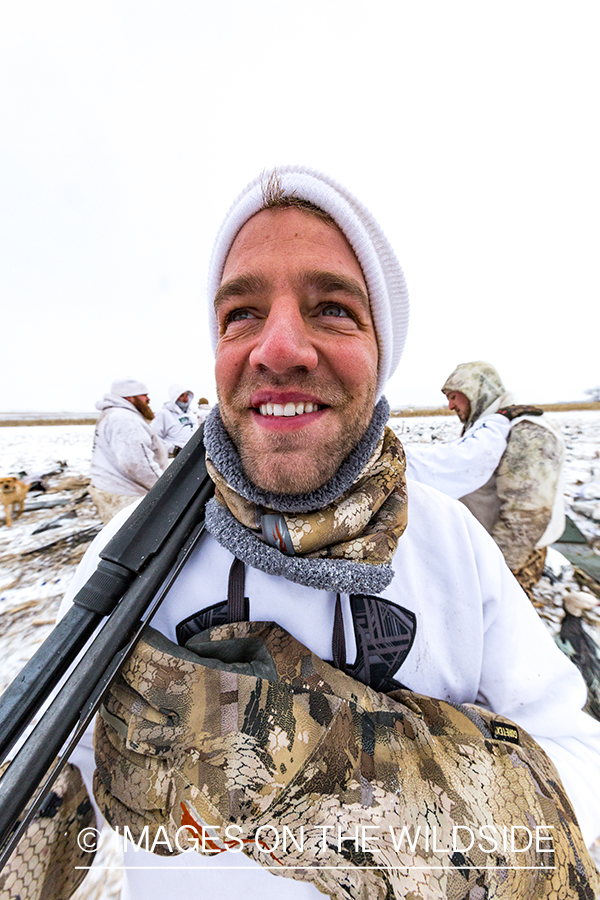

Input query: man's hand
[497,404,544,420]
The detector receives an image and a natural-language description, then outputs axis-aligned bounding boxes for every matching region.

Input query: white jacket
[404,413,511,499]
[59,478,600,900]
[90,394,168,496]
[153,385,199,454]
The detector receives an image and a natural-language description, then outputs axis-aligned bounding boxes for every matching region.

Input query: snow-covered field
[0,425,99,695]
[0,424,96,476]
[0,413,598,893]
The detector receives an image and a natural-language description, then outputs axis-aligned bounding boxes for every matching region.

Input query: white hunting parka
[58,400,600,900]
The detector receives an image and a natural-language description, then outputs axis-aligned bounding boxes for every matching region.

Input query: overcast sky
[1,2,598,412]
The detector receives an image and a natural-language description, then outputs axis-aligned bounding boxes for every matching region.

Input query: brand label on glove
[490,721,519,744]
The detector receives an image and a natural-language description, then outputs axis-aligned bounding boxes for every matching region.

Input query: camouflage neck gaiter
[203,407,408,594]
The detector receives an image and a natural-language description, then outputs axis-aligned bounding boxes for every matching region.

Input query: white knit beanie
[207,166,409,398]
[111,378,148,398]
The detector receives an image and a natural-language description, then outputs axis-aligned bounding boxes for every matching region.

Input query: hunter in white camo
[442,361,565,576]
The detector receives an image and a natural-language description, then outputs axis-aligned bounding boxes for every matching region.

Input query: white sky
[0,1,598,412]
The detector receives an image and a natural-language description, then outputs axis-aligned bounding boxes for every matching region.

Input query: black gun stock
[0,426,214,867]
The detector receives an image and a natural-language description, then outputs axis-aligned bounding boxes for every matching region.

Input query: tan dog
[0,476,30,527]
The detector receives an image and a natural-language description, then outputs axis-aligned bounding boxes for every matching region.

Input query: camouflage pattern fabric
[490,421,562,571]
[89,485,137,524]
[0,762,96,900]
[556,613,600,722]
[207,427,408,567]
[94,621,599,898]
[512,547,548,600]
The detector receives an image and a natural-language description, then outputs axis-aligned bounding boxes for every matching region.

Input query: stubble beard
[218,377,377,495]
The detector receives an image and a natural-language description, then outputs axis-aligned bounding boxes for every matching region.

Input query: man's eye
[225,308,254,325]
[320,304,349,318]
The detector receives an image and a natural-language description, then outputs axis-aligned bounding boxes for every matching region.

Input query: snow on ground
[0,424,96,479]
[0,426,98,693]
[0,414,598,892]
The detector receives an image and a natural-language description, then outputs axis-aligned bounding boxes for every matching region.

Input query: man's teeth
[258,402,321,417]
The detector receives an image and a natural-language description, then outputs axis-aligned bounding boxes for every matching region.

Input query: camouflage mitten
[0,762,96,900]
[94,623,339,853]
[497,404,544,420]
[94,621,600,899]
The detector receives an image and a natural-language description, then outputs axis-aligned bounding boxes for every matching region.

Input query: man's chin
[240,451,334,495]
[220,394,377,496]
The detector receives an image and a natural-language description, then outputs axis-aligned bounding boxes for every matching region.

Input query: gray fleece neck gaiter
[203,398,399,593]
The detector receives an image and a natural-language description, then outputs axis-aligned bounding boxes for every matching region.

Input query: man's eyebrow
[214,269,370,312]
[214,273,270,310]
[297,270,370,307]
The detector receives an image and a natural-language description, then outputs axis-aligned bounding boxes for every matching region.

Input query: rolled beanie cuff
[207,166,409,397]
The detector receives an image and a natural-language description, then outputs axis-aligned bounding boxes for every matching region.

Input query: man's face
[214,207,379,494]
[177,392,191,405]
[446,390,471,423]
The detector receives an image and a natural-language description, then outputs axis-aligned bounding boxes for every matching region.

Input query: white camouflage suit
[90,393,168,522]
[152,384,200,455]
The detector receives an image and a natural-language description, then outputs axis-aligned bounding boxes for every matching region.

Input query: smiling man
[213,205,378,494]
[53,168,600,898]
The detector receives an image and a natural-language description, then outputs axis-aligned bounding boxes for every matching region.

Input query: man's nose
[248,300,318,373]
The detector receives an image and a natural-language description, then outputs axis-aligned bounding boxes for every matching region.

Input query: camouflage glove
[0,763,96,900]
[94,623,330,855]
[497,404,544,420]
[94,622,600,899]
